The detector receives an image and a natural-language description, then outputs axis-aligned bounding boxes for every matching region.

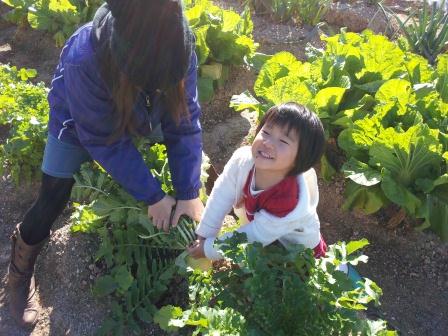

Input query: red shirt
[243,167,326,257]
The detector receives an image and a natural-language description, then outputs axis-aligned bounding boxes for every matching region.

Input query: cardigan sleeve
[195,147,250,238]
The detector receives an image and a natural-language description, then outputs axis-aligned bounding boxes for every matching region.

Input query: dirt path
[1,1,447,335]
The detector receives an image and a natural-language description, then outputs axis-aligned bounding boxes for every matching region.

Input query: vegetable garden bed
[0,0,447,335]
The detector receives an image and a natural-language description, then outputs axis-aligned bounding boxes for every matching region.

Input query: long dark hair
[98,0,191,140]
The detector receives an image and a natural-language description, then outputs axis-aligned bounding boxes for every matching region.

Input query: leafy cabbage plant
[230,30,448,240]
[1,0,102,46]
[0,65,49,184]
[184,0,258,101]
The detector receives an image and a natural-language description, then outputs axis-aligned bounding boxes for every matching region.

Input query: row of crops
[231,30,448,241]
[1,0,257,102]
[0,0,446,334]
[0,64,395,334]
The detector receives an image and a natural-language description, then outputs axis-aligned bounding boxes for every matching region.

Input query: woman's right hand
[148,195,176,232]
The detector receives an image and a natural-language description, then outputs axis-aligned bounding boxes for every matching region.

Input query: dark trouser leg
[20,173,75,245]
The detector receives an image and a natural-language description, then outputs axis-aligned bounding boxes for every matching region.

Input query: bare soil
[1,1,447,335]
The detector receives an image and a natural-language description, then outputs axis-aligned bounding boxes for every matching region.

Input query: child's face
[251,123,299,177]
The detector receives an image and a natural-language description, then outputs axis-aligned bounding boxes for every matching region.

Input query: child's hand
[187,237,206,259]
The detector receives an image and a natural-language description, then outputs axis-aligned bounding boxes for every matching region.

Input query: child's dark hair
[255,102,325,175]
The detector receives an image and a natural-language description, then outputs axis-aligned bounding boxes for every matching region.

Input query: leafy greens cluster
[246,0,332,26]
[155,233,396,335]
[70,142,210,335]
[184,0,258,102]
[0,64,48,184]
[231,29,448,240]
[2,0,258,102]
[1,0,103,46]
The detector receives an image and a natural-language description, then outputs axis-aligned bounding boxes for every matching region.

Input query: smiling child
[188,102,327,260]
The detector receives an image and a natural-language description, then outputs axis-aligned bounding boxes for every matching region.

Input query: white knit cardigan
[196,146,322,260]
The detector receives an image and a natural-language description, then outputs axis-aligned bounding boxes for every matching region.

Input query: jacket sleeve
[161,51,203,200]
[64,62,165,205]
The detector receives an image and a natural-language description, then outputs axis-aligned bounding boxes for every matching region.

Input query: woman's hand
[148,195,176,232]
[171,197,204,227]
[187,236,206,259]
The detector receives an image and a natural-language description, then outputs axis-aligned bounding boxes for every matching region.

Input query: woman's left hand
[171,197,204,227]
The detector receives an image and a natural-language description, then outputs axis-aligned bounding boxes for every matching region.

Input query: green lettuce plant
[230,30,448,240]
[184,0,258,102]
[1,0,103,46]
[245,0,331,25]
[155,233,397,335]
[0,65,48,184]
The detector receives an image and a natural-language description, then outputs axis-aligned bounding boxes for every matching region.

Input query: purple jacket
[47,23,202,205]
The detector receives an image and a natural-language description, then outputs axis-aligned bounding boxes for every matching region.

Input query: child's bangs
[263,109,299,139]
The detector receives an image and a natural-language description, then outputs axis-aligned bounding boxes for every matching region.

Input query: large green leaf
[346,239,369,255]
[342,157,382,187]
[436,54,448,102]
[337,115,384,160]
[375,79,412,117]
[221,9,242,32]
[404,53,434,84]
[194,25,210,65]
[264,75,313,107]
[370,125,443,187]
[333,94,376,128]
[381,170,422,215]
[424,194,448,241]
[416,173,448,194]
[229,90,261,113]
[93,275,118,297]
[342,181,387,214]
[320,154,336,182]
[357,32,407,81]
[114,265,134,292]
[314,87,346,116]
[184,0,208,26]
[197,76,214,103]
[27,0,78,30]
[254,52,301,97]
[320,58,351,89]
